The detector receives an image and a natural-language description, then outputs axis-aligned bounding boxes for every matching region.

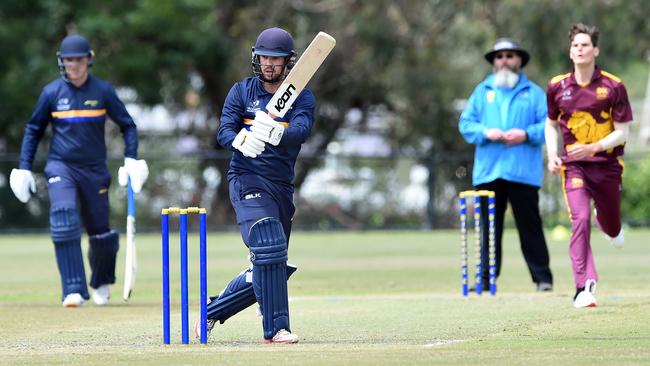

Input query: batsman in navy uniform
[9,35,149,307]
[202,27,315,344]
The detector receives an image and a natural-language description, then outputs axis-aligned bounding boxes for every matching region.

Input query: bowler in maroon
[545,23,633,308]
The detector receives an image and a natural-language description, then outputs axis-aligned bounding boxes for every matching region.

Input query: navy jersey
[217,77,316,185]
[19,75,138,170]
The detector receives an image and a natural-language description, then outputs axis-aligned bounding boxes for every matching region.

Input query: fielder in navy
[201,27,315,344]
[9,35,149,307]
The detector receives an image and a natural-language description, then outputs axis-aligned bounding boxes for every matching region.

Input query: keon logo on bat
[275,84,296,113]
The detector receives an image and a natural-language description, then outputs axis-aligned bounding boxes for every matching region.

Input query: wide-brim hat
[484,38,530,67]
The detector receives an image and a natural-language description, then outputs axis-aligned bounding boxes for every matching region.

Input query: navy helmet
[57,35,94,80]
[251,27,296,82]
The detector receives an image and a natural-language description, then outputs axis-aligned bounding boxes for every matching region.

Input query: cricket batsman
[198,27,317,344]
[9,34,149,307]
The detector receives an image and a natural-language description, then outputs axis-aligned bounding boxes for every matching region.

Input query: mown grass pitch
[1,229,649,365]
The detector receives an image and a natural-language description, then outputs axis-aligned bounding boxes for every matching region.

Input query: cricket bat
[123,178,137,301]
[266,31,336,118]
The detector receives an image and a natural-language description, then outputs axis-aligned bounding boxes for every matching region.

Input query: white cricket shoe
[92,285,110,306]
[62,293,84,308]
[263,329,299,344]
[605,228,624,249]
[194,318,217,341]
[574,279,597,308]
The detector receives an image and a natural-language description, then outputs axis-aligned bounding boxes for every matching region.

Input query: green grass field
[1,229,649,365]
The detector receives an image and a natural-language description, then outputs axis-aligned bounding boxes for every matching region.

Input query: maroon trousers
[561,160,623,288]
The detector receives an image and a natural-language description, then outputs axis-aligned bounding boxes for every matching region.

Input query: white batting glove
[250,111,285,146]
[118,158,149,193]
[232,129,265,158]
[10,169,36,203]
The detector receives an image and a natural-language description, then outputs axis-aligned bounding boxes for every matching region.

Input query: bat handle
[127,178,136,216]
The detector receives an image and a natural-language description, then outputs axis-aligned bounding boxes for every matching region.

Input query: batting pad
[248,217,291,339]
[206,264,297,324]
[88,230,119,288]
[50,206,81,242]
[53,239,89,300]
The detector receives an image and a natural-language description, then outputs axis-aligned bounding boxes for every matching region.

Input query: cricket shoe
[574,279,597,308]
[194,318,217,341]
[263,329,299,344]
[92,284,110,306]
[62,293,84,308]
[604,228,624,249]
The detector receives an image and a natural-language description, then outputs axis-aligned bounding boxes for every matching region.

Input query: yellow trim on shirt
[550,73,571,84]
[51,109,107,118]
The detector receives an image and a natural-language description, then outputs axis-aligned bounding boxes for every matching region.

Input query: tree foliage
[2,0,650,228]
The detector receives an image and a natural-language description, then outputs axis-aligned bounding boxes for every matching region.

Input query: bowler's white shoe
[92,285,110,306]
[605,229,624,249]
[263,329,299,344]
[574,279,597,308]
[62,293,84,308]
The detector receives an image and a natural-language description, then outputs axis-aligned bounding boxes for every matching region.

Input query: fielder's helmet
[251,27,296,81]
[484,38,530,67]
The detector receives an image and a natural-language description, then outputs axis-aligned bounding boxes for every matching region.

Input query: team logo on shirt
[246,100,261,113]
[562,90,572,100]
[486,91,495,103]
[596,87,609,100]
[84,99,99,106]
[56,98,71,111]
[568,111,613,145]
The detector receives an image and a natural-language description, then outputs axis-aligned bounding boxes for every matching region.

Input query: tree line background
[1,0,650,231]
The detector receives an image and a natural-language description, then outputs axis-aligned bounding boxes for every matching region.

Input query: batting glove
[9,169,36,203]
[250,111,285,146]
[118,158,149,193]
[232,129,265,158]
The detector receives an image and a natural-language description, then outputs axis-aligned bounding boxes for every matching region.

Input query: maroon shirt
[547,67,633,163]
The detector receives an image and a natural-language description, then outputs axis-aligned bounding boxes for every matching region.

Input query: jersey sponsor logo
[275,84,296,112]
[48,176,61,184]
[570,177,584,188]
[596,87,609,100]
[244,192,261,200]
[246,100,261,113]
[486,90,495,103]
[57,98,71,111]
[84,99,99,106]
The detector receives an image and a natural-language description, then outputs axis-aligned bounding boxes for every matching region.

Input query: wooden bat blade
[266,32,336,118]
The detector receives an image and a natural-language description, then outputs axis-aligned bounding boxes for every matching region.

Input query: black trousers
[476,179,553,285]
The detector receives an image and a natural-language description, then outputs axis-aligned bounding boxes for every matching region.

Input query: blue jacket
[217,77,315,186]
[459,73,547,187]
[20,75,138,170]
